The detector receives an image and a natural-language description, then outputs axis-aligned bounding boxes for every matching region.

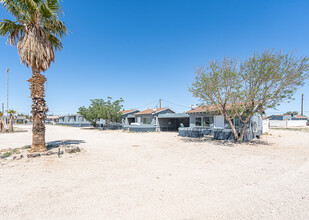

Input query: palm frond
[0,19,24,45]
[46,0,61,15]
[48,33,62,51]
[39,2,53,18]
[6,109,16,114]
[20,0,39,18]
[43,19,67,39]
[1,0,67,71]
[1,0,30,21]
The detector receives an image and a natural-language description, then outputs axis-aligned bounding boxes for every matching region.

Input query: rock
[27,153,41,158]
[5,155,16,161]
[16,155,24,160]
[41,151,56,156]
[65,147,81,154]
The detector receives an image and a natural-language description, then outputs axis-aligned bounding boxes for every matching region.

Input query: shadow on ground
[181,136,271,147]
[182,137,235,147]
[46,140,85,150]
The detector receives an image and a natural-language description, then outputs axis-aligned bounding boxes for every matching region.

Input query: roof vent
[190,104,196,109]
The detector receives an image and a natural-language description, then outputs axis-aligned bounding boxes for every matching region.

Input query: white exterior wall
[269,120,307,128]
[262,119,269,133]
[214,116,225,128]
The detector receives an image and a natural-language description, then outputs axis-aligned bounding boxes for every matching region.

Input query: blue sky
[0,0,309,115]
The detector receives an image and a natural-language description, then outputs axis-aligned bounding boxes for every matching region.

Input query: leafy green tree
[285,111,299,116]
[190,58,245,140]
[0,0,67,152]
[191,50,309,142]
[78,98,124,128]
[238,50,309,140]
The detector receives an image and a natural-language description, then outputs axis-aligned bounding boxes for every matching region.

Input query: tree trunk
[28,70,48,152]
[225,117,239,142]
[239,118,250,142]
[0,119,4,132]
[107,119,110,130]
[8,114,13,132]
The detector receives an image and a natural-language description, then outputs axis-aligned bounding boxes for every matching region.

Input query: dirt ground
[0,125,308,220]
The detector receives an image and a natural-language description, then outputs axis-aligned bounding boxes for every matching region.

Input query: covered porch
[157,113,189,131]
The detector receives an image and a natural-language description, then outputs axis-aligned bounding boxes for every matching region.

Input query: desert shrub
[22,145,31,149]
[2,152,12,158]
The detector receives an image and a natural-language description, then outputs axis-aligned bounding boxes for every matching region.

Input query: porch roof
[157,113,189,119]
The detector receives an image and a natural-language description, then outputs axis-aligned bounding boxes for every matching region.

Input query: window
[202,117,210,127]
[154,116,157,126]
[195,117,202,126]
[143,117,151,125]
[235,117,240,127]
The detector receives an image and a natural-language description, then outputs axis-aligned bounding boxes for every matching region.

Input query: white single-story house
[123,107,190,132]
[179,104,263,141]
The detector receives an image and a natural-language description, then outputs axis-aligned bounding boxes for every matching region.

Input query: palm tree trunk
[8,114,13,132]
[0,119,4,132]
[28,69,48,152]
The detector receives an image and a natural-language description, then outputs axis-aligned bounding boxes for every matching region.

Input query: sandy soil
[0,125,309,220]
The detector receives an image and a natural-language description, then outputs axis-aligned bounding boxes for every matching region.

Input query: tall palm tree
[0,0,67,152]
[6,109,16,132]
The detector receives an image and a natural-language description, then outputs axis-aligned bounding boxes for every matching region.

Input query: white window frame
[202,116,211,127]
[195,117,202,126]
[143,116,151,125]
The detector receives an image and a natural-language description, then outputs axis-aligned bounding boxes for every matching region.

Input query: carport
[127,115,136,125]
[157,113,189,131]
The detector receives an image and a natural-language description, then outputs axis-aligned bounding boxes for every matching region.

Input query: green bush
[2,152,12,158]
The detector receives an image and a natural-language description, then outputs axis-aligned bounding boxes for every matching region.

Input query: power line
[161,99,191,109]
[134,100,158,110]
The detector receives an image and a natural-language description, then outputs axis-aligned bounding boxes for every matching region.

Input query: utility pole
[7,68,9,115]
[159,99,161,108]
[301,94,304,116]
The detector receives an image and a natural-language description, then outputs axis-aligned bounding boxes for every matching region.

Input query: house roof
[157,113,189,118]
[58,114,77,118]
[187,102,260,114]
[187,104,237,114]
[120,109,139,115]
[135,107,174,115]
[293,115,308,119]
[16,116,26,120]
[187,105,219,114]
[267,114,307,119]
[47,115,60,119]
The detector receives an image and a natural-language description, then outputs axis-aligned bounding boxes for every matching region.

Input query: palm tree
[6,109,16,132]
[0,111,4,132]
[0,0,67,152]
